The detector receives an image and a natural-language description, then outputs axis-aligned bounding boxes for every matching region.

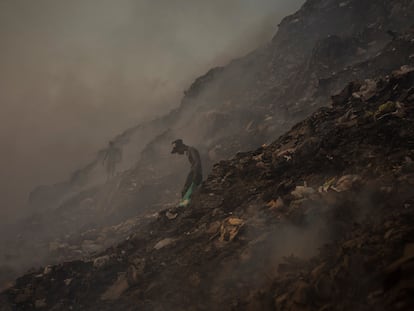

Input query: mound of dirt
[2,64,414,310]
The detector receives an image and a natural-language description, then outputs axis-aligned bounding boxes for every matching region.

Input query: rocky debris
[322,174,362,193]
[42,214,156,261]
[100,273,129,301]
[3,0,414,284]
[93,256,110,269]
[2,60,414,310]
[2,1,414,310]
[153,238,177,250]
[218,217,245,243]
[267,204,414,311]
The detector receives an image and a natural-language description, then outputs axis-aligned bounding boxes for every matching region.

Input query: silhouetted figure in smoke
[171,139,202,207]
[102,141,122,180]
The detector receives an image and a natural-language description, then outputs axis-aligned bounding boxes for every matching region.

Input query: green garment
[179,183,195,207]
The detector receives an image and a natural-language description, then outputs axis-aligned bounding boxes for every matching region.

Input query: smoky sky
[0,0,304,222]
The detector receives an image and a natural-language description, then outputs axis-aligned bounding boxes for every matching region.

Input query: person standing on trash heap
[171,139,203,206]
[102,141,122,180]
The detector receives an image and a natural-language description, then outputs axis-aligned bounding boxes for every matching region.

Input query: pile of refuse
[7,0,414,278]
[2,0,414,308]
[2,64,414,310]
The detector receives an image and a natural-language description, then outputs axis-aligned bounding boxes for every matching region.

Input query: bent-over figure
[171,139,202,206]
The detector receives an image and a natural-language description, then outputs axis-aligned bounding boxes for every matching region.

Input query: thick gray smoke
[0,0,304,222]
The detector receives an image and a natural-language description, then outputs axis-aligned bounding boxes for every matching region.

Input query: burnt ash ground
[4,7,414,283]
[2,0,414,309]
[1,66,414,310]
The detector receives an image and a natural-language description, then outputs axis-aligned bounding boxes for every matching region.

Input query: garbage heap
[2,65,414,310]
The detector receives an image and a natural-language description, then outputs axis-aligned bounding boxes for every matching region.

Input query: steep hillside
[2,64,414,310]
[2,0,414,292]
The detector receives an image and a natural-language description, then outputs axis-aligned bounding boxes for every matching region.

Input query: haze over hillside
[1,0,414,309]
[0,0,304,222]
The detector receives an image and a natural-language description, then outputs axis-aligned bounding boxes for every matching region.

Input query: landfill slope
[3,0,414,278]
[2,64,414,310]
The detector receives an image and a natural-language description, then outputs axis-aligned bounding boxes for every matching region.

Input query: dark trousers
[182,169,202,197]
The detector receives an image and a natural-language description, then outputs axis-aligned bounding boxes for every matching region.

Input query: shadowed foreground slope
[2,65,414,310]
[3,0,414,279]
